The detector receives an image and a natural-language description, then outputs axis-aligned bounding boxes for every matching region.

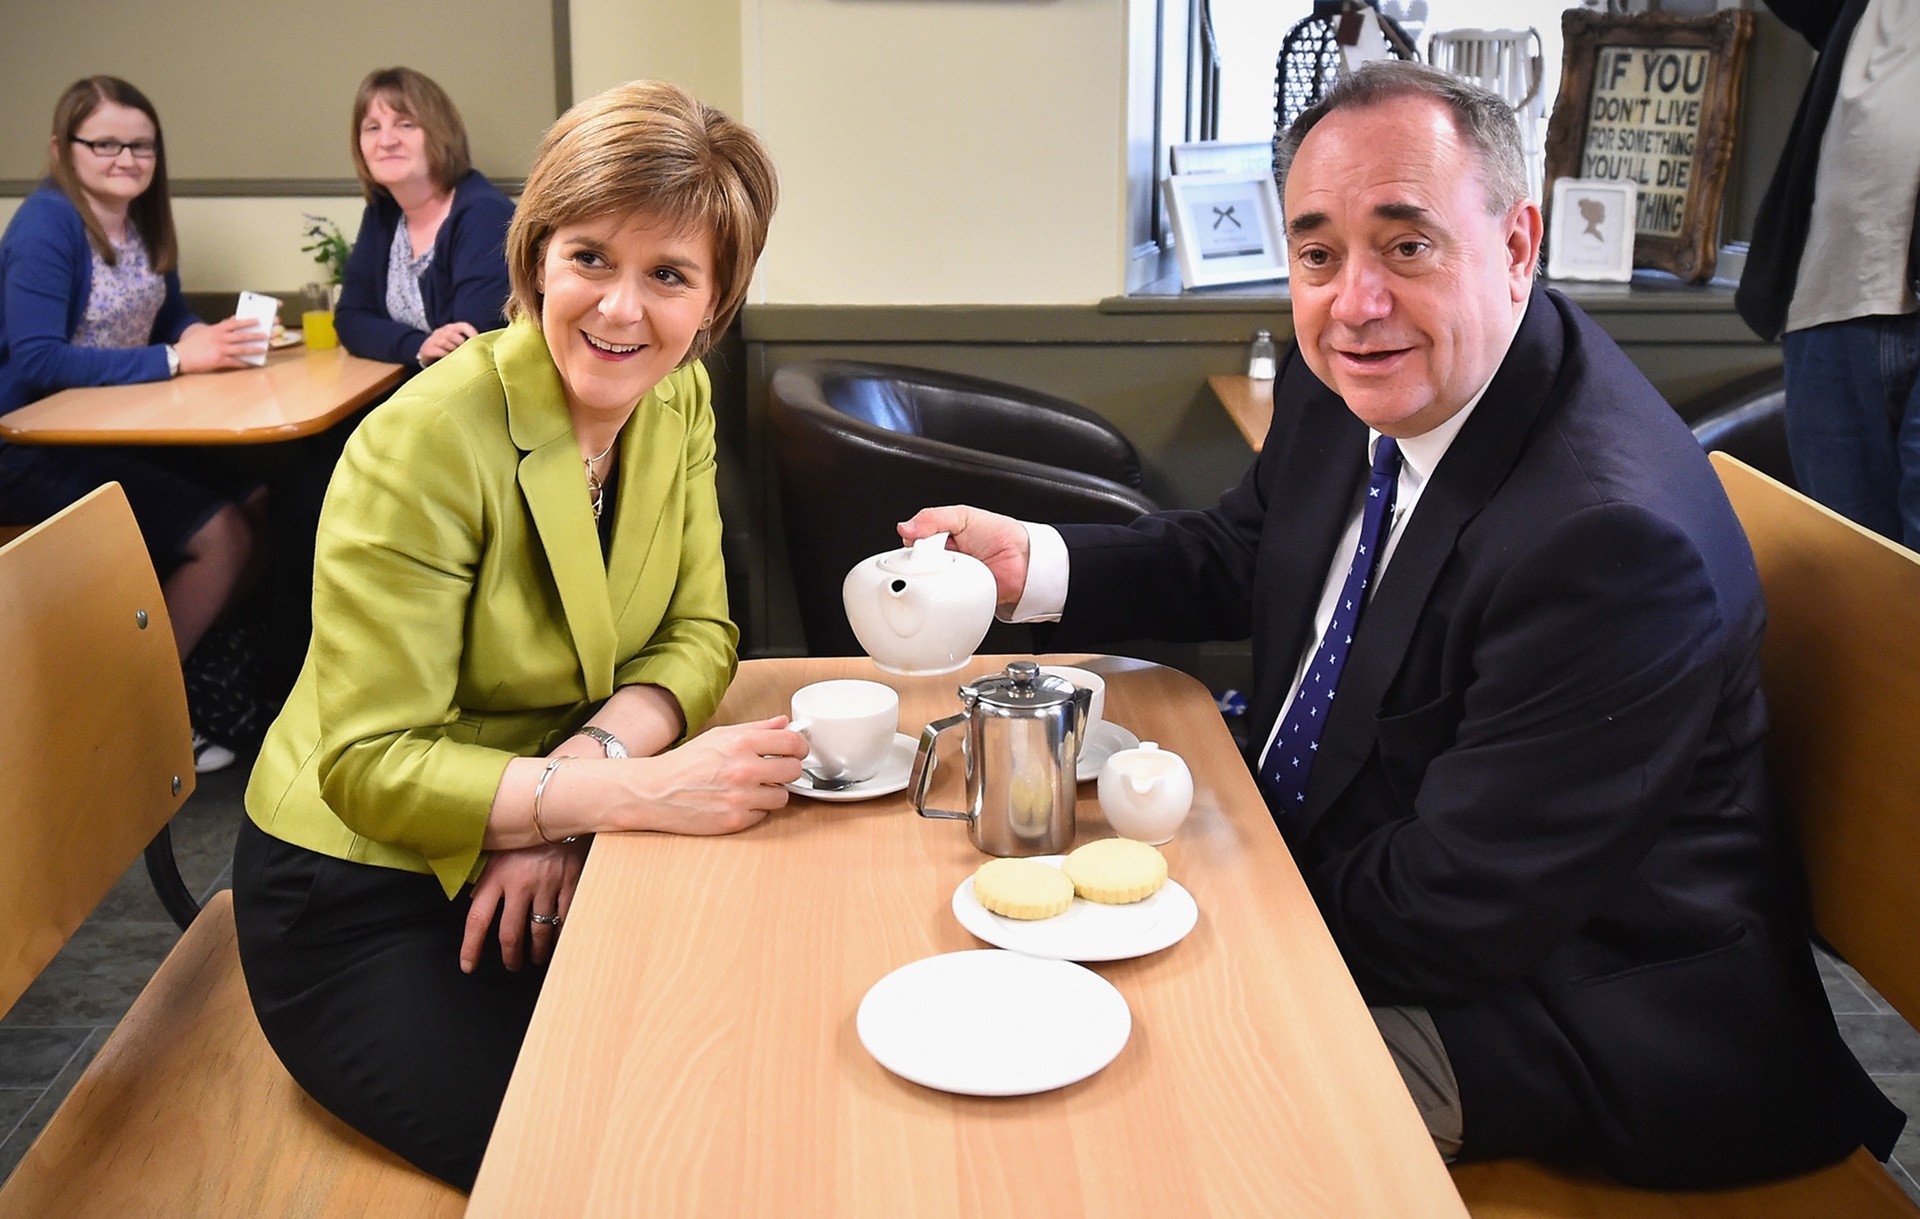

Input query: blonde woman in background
[335,66,514,371]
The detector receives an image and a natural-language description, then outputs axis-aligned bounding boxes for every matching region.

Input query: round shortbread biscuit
[971,857,1075,920]
[1062,838,1168,905]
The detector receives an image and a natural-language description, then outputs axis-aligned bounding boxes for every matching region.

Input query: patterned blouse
[72,232,165,350]
[384,222,435,334]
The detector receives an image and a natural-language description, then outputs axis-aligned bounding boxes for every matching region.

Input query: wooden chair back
[0,484,193,1016]
[1713,453,1920,1028]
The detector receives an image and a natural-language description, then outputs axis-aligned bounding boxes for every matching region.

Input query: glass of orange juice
[302,310,338,350]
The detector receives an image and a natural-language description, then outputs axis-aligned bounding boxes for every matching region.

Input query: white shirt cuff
[1006,522,1069,622]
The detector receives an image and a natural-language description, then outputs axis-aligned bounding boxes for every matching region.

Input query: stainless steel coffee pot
[910,660,1091,856]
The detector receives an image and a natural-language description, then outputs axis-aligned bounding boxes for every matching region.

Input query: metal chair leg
[144,825,202,930]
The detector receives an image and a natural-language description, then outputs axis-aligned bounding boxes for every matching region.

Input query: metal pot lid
[966,660,1076,711]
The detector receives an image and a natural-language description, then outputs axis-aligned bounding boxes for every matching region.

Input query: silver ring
[530,912,563,927]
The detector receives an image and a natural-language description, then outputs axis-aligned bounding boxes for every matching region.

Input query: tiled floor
[3,760,1919,1204]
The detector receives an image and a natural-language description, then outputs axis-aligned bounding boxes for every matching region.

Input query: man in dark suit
[903,62,1901,1188]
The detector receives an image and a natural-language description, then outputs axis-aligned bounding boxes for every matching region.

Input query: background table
[1208,373,1274,452]
[470,654,1465,1218]
[0,346,401,446]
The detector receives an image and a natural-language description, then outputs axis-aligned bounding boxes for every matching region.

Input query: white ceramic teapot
[842,533,997,676]
[1096,741,1194,844]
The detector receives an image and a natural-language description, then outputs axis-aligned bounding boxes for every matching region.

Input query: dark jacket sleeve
[334,201,423,365]
[1,190,171,405]
[429,176,514,334]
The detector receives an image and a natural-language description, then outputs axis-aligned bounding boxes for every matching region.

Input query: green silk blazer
[245,319,739,896]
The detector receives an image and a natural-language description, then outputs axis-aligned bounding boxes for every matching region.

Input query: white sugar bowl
[1096,741,1194,844]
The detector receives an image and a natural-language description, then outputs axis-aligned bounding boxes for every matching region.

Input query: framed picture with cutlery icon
[1163,171,1288,289]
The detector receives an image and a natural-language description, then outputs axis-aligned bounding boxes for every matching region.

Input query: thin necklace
[584,435,618,521]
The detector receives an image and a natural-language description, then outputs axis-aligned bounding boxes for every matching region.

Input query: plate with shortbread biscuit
[952,844,1198,962]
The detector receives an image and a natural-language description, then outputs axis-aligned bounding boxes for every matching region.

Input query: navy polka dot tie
[1260,436,1402,824]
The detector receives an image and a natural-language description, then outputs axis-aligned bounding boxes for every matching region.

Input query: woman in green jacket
[233,80,795,1190]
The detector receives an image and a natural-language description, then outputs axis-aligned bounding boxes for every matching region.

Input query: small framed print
[1546,177,1638,283]
[1163,172,1288,289]
[1168,140,1272,176]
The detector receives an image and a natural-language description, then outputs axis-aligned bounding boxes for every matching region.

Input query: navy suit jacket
[1057,287,1902,1187]
[334,169,513,368]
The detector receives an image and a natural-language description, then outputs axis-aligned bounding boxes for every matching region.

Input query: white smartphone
[233,291,281,367]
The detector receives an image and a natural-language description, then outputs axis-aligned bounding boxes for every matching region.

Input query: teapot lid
[966,660,1077,711]
[876,532,969,576]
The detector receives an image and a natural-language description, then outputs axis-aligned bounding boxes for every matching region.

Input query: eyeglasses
[70,137,157,160]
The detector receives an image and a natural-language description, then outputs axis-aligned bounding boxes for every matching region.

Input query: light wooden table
[1208,373,1274,452]
[470,654,1465,1218]
[0,346,402,446]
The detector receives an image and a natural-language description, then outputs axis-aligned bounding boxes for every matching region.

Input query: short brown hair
[505,80,779,365]
[1273,61,1528,216]
[46,76,179,273]
[349,67,474,201]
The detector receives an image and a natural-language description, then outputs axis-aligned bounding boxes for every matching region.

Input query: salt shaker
[1247,329,1277,380]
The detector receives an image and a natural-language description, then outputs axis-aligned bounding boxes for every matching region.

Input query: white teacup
[789,679,900,784]
[1039,665,1106,757]
[1097,741,1194,844]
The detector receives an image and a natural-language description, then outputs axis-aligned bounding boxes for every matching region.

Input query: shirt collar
[1366,293,1531,486]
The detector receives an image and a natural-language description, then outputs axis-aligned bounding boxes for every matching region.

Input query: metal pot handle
[910,711,970,822]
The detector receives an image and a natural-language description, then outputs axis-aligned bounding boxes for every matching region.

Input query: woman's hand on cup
[460,839,589,974]
[418,321,480,364]
[899,505,1031,612]
[631,716,807,835]
[173,317,269,373]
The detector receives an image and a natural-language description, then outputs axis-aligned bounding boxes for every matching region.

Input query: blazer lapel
[500,321,618,702]
[1296,287,1567,837]
[604,373,682,623]
[1247,374,1370,758]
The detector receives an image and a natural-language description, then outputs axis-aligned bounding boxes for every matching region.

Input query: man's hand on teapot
[899,506,1031,612]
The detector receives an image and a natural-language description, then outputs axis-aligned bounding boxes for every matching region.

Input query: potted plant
[300,214,350,308]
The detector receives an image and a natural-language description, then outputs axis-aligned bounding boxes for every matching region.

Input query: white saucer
[785,732,915,802]
[952,855,1199,962]
[856,950,1130,1096]
[1076,720,1141,783]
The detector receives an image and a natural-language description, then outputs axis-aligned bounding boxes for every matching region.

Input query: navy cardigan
[0,185,198,415]
[334,169,514,367]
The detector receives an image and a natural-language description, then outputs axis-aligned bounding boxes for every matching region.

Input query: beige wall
[736,0,1131,305]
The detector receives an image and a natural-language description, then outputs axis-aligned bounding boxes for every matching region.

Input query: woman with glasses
[0,75,268,772]
[336,67,513,371]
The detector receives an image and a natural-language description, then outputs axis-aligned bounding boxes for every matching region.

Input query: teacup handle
[909,712,970,822]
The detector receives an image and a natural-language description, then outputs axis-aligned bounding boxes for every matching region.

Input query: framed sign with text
[1544,9,1753,282]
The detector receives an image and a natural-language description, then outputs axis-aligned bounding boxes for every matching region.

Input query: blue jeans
[1781,313,1920,549]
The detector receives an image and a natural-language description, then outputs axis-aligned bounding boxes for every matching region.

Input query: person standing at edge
[903,62,1902,1187]
[1735,0,1920,548]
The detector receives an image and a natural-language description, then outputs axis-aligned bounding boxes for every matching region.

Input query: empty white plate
[856,950,1131,1096]
[951,856,1199,962]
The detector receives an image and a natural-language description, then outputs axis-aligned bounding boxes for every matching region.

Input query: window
[1140,0,1587,275]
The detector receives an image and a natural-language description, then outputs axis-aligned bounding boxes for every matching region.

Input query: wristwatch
[579,725,628,759]
[163,344,181,377]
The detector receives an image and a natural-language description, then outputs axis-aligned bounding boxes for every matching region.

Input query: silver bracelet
[531,756,580,845]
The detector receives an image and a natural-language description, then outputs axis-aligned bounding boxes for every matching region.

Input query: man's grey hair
[1272,61,1529,216]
